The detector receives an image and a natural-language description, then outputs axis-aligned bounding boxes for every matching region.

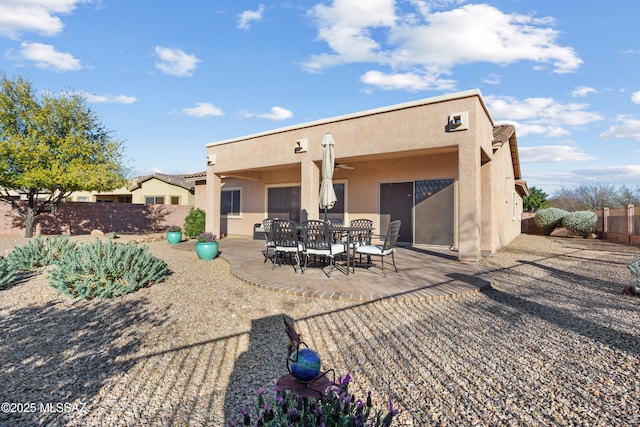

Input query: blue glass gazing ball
[288,348,321,382]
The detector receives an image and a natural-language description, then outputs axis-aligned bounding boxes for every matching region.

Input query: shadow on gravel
[517,258,631,295]
[0,270,38,291]
[223,314,292,426]
[0,298,169,426]
[481,285,640,357]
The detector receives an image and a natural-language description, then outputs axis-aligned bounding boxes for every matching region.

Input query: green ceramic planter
[196,241,218,260]
[166,231,182,244]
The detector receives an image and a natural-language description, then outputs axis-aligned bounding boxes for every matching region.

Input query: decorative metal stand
[276,318,335,398]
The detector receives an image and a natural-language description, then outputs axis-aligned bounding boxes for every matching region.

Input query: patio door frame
[265,182,301,222]
[379,178,456,246]
[379,181,414,245]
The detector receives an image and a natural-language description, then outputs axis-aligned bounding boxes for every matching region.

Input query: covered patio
[204,90,527,263]
[179,236,492,302]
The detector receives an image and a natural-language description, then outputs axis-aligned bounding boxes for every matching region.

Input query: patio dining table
[293,223,373,275]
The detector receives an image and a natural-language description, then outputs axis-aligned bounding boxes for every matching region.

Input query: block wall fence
[2,201,638,247]
[0,201,193,237]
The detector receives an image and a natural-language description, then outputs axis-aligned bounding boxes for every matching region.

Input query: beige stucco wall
[217,150,461,237]
[493,140,523,251]
[204,89,523,261]
[193,180,207,210]
[131,178,194,206]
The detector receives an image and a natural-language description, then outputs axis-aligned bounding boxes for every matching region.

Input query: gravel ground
[0,233,639,426]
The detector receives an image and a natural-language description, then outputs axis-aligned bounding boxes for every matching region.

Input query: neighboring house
[128,173,195,206]
[68,184,134,203]
[203,89,528,262]
[66,173,196,206]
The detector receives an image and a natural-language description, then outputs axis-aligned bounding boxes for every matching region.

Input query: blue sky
[1,0,639,195]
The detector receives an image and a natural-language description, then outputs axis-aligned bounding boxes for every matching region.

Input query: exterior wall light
[295,138,308,153]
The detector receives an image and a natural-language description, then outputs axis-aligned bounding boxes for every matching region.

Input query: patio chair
[301,220,346,278]
[262,218,276,263]
[271,219,303,273]
[348,218,373,271]
[355,220,401,277]
[327,218,345,243]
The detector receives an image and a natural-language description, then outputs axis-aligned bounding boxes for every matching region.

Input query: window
[268,186,301,222]
[76,197,88,202]
[170,196,180,205]
[145,196,165,205]
[221,189,241,217]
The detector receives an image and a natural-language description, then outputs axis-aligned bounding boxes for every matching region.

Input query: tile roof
[128,173,195,192]
[492,124,521,179]
[493,124,528,196]
[184,171,207,180]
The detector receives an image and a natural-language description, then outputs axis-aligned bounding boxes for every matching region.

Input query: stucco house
[66,173,196,206]
[66,184,134,203]
[128,173,195,206]
[203,89,528,262]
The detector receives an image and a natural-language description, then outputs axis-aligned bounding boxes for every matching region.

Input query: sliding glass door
[267,186,301,222]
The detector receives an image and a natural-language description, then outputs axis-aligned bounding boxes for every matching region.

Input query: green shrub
[629,255,640,286]
[0,256,16,289]
[534,207,570,234]
[48,239,167,299]
[562,210,597,237]
[184,208,206,238]
[7,234,77,270]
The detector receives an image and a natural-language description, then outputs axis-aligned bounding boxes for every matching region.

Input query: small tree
[573,182,617,210]
[616,185,640,207]
[549,187,579,211]
[523,186,549,212]
[0,74,127,237]
[184,208,206,238]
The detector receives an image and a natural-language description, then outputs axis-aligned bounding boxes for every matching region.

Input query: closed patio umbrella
[319,133,337,221]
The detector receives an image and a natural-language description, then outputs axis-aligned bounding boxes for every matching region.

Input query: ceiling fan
[335,162,354,170]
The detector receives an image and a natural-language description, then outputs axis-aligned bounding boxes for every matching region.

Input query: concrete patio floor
[175,236,492,302]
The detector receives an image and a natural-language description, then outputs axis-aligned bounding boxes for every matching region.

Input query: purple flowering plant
[196,232,217,243]
[228,373,398,426]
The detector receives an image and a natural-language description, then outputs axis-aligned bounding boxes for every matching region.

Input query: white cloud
[632,91,640,104]
[0,0,87,39]
[519,145,596,163]
[487,95,603,138]
[303,0,397,72]
[525,170,584,192]
[257,106,293,121]
[81,92,137,104]
[599,115,640,140]
[238,4,265,30]
[572,86,597,97]
[154,46,200,77]
[182,102,224,117]
[571,165,640,179]
[360,70,455,91]
[305,2,582,91]
[482,74,501,85]
[18,42,81,71]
